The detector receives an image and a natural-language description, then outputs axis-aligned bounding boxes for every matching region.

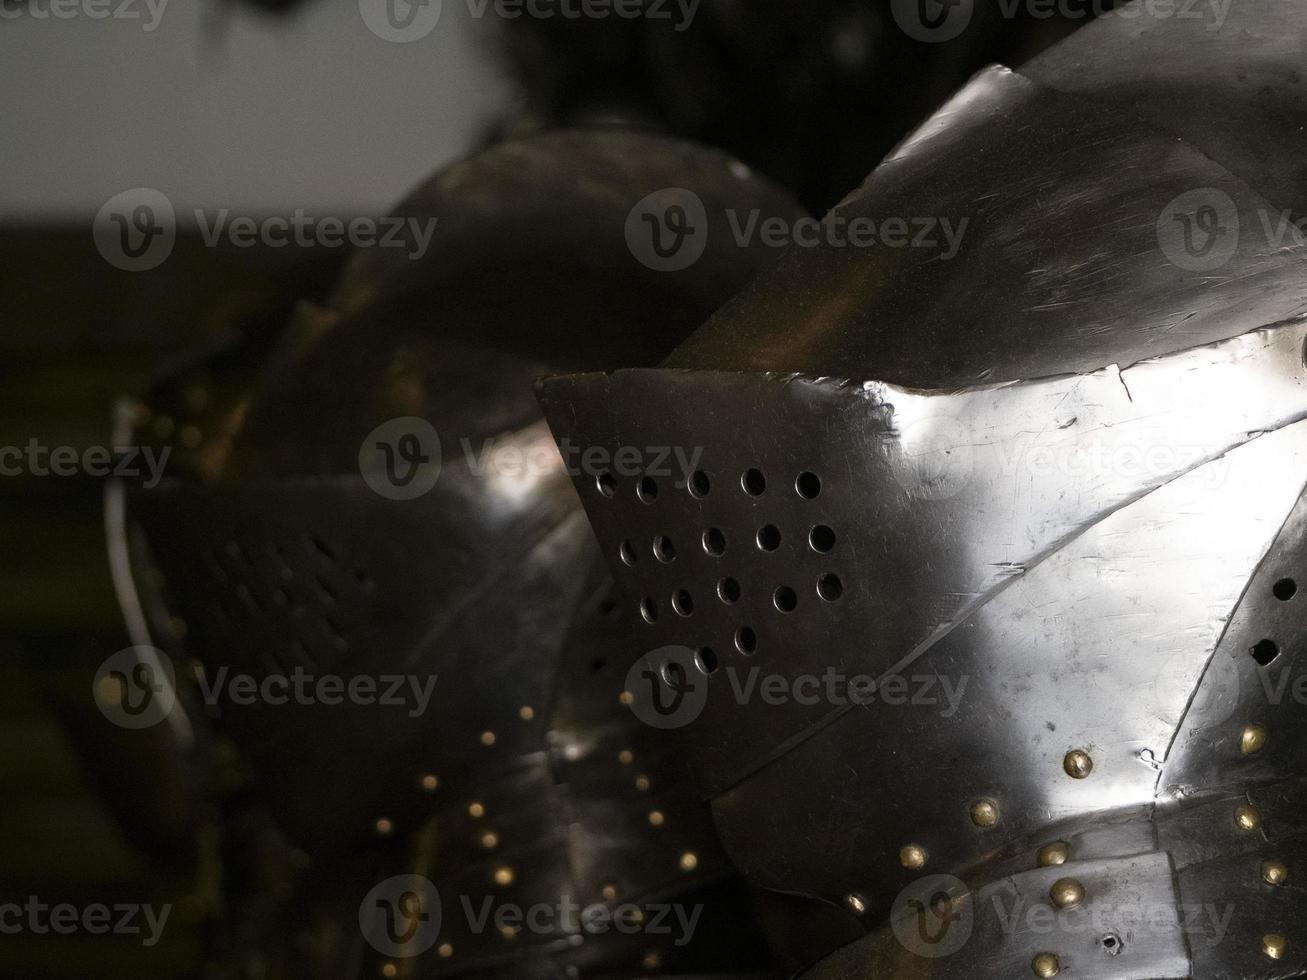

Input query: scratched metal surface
[535,2,1307,976]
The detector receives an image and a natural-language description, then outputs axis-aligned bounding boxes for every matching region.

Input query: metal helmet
[109,129,804,977]
[536,3,1307,977]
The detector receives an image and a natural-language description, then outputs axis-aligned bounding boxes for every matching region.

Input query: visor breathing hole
[742,468,767,496]
[703,528,727,557]
[809,525,836,553]
[672,590,695,617]
[718,578,742,604]
[619,540,639,566]
[596,471,617,497]
[637,477,659,503]
[757,525,782,551]
[653,536,677,563]
[640,597,659,624]
[689,470,711,498]
[796,471,822,499]
[735,627,757,656]
[1251,638,1280,666]
[818,573,844,602]
[773,586,798,613]
[1273,577,1297,601]
[696,647,718,675]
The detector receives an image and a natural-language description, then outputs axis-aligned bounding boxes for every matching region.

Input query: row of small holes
[640,575,843,623]
[596,469,824,502]
[620,525,836,565]
[1252,577,1297,666]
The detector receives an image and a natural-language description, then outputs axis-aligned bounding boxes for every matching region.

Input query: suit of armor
[537,2,1307,976]
[110,130,803,978]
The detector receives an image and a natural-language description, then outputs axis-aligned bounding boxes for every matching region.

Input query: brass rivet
[619,691,634,706]
[419,774,439,793]
[642,951,661,971]
[1063,750,1093,779]
[971,799,999,828]
[1262,859,1289,886]
[679,851,698,872]
[1038,842,1070,867]
[479,831,499,850]
[1264,933,1287,960]
[437,943,453,959]
[518,705,535,721]
[493,866,515,887]
[601,884,618,903]
[374,818,394,836]
[381,963,397,978]
[844,893,867,915]
[1241,725,1269,754]
[480,730,497,747]
[635,775,651,792]
[900,845,928,870]
[499,925,517,941]
[1235,804,1262,832]
[1050,878,1085,911]
[1032,952,1061,978]
[468,802,485,819]
[618,749,634,765]
[648,810,665,827]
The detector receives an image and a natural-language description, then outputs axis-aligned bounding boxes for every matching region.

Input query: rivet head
[648,810,665,827]
[480,730,497,747]
[601,884,618,903]
[900,845,928,870]
[437,943,453,959]
[374,818,394,836]
[1050,878,1085,911]
[1038,842,1070,867]
[468,802,486,819]
[381,962,397,978]
[479,830,499,850]
[493,866,515,887]
[1262,860,1289,886]
[419,774,439,793]
[1264,933,1287,960]
[635,775,651,792]
[970,799,999,828]
[1241,725,1269,754]
[642,951,661,971]
[1063,750,1094,779]
[844,893,867,915]
[1235,804,1262,832]
[1032,952,1061,977]
[679,851,699,872]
